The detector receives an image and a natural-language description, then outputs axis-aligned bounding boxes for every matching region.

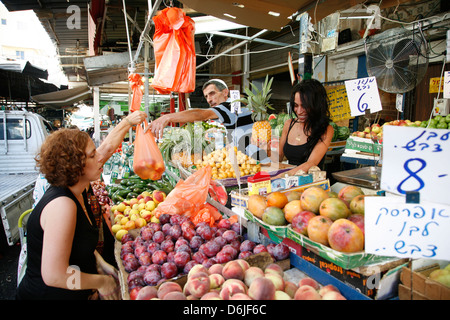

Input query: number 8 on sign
[397,158,426,194]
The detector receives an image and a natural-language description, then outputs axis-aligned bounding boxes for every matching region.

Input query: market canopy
[31,85,92,109]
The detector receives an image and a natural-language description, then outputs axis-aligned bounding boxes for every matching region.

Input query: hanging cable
[122,0,135,73]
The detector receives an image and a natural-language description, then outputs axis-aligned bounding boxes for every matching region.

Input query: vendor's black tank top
[16,186,99,300]
[283,120,324,167]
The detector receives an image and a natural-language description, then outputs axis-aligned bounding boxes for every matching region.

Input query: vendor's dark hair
[290,79,331,146]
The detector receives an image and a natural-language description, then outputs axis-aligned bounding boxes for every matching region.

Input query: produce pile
[119,213,291,299]
[329,122,350,142]
[352,116,450,143]
[194,147,261,180]
[247,185,367,253]
[428,264,450,288]
[131,258,346,300]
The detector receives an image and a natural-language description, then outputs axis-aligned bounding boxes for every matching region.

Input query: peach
[275,290,291,300]
[321,291,346,300]
[235,259,250,272]
[298,277,320,290]
[209,273,225,289]
[200,291,222,300]
[186,295,198,300]
[219,279,247,300]
[136,286,158,300]
[248,277,276,300]
[222,260,245,281]
[184,272,210,298]
[208,263,224,275]
[247,194,267,219]
[294,285,321,300]
[284,281,298,298]
[188,264,209,278]
[328,219,364,253]
[265,273,284,291]
[244,266,265,287]
[157,281,183,299]
[318,284,340,297]
[163,291,187,300]
[283,200,302,223]
[264,263,284,277]
[266,191,289,209]
[230,293,252,300]
[152,190,166,204]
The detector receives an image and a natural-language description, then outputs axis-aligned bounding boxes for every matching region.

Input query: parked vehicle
[0,110,55,249]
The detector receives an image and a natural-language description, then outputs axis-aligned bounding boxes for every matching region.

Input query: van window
[0,119,31,140]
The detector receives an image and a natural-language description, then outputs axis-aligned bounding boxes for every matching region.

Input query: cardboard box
[399,264,450,300]
[260,227,407,299]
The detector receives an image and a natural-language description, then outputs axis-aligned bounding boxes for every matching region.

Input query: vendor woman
[274,79,334,178]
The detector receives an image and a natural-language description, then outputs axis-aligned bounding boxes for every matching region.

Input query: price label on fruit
[381,125,450,206]
[344,76,382,117]
[364,195,450,260]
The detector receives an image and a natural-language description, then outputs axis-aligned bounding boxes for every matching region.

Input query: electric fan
[365,27,429,93]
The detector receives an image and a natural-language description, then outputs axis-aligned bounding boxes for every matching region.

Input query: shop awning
[31,85,92,109]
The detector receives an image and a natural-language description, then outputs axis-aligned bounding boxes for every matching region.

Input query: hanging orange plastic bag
[154,166,211,218]
[128,73,143,112]
[151,7,196,94]
[133,122,165,180]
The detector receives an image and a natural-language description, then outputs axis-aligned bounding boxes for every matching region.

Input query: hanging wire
[122,0,135,73]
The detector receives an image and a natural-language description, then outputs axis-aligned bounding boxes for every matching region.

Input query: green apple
[446,114,450,123]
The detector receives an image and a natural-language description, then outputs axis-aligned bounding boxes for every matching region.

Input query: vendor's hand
[95,250,119,281]
[98,275,120,300]
[148,115,170,139]
[125,111,147,126]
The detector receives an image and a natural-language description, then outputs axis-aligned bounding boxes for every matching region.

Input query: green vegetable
[337,126,350,140]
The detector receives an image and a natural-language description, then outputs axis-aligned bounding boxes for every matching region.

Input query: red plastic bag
[154,166,211,218]
[151,7,196,94]
[133,122,165,180]
[128,73,143,112]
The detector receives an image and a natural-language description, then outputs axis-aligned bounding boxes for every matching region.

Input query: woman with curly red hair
[16,111,147,300]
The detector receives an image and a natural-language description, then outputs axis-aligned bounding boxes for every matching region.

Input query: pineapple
[235,75,274,150]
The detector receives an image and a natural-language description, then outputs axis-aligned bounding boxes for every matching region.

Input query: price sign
[344,76,382,116]
[365,196,450,260]
[444,71,450,99]
[230,90,241,114]
[381,126,450,206]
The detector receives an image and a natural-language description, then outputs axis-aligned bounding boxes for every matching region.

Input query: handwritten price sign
[381,126,450,206]
[344,76,382,117]
[444,71,450,99]
[365,196,450,260]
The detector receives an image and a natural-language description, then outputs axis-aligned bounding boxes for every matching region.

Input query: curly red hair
[36,129,91,187]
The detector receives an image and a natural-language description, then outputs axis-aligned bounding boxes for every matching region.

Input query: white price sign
[381,126,450,206]
[444,71,450,99]
[344,76,382,117]
[230,90,241,114]
[365,196,450,260]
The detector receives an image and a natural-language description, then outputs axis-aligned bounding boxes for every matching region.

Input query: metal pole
[196,29,269,70]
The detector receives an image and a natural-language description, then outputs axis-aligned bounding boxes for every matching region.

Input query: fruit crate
[399,263,450,300]
[243,209,288,238]
[286,226,395,270]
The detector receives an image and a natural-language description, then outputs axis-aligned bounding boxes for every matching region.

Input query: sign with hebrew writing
[381,126,450,206]
[344,76,382,117]
[365,195,450,260]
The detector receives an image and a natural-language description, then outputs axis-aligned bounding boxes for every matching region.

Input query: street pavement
[0,243,20,300]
